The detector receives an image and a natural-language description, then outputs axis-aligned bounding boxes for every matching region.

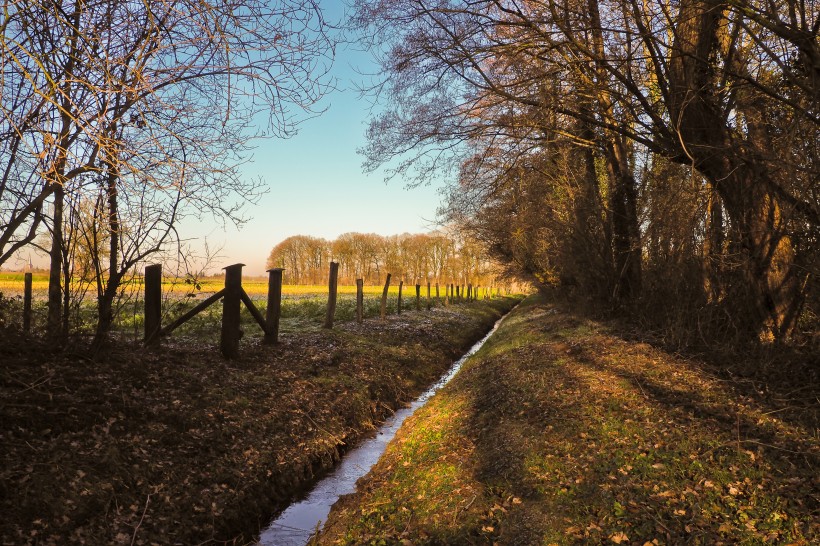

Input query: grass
[0,294,523,544]
[0,269,459,338]
[316,293,819,545]
[0,271,447,299]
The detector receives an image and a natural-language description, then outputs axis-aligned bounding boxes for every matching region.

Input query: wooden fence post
[220,263,244,359]
[324,262,339,329]
[426,281,431,310]
[398,280,404,314]
[23,272,32,333]
[356,278,364,323]
[415,283,421,310]
[435,282,440,300]
[380,273,392,320]
[450,283,454,303]
[456,285,460,300]
[144,264,162,345]
[467,283,472,300]
[264,268,283,345]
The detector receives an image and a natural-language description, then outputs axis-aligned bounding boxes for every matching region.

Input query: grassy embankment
[0,286,522,544]
[317,293,818,545]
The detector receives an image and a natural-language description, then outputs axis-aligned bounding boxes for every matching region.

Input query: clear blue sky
[9,3,447,276]
[180,4,447,276]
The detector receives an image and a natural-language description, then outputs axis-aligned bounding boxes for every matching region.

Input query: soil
[0,297,520,545]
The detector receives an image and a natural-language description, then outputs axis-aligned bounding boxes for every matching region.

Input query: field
[0,271,471,340]
[0,271,405,298]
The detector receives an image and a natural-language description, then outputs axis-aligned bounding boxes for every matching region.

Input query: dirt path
[0,298,520,544]
[317,294,819,545]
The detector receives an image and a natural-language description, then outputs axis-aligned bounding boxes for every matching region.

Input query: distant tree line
[353,0,818,345]
[266,232,502,287]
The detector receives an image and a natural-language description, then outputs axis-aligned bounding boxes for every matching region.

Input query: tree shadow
[449,303,818,544]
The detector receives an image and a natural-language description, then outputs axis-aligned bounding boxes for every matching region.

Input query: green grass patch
[317,293,818,545]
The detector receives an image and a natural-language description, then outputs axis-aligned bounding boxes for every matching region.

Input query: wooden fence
[16,264,506,359]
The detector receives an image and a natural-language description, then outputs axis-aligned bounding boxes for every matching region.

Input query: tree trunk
[47,184,64,339]
[704,188,724,302]
[668,0,805,339]
[605,139,642,301]
[92,273,122,353]
[572,115,613,299]
[91,156,121,352]
[586,0,641,302]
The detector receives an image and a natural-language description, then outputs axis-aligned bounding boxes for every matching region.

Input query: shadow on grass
[453,296,818,544]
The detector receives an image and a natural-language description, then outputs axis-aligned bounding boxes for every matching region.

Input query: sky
[10,2,450,276]
[177,5,448,277]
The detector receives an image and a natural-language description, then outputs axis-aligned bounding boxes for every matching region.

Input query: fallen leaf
[610,531,629,543]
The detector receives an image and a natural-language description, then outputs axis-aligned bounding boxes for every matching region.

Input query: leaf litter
[316,294,818,545]
[0,298,519,544]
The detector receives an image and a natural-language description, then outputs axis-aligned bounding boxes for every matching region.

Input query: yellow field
[0,272,413,299]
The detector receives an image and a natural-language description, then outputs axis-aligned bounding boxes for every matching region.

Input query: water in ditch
[256,313,507,545]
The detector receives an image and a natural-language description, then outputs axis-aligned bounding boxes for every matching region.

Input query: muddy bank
[0,297,521,544]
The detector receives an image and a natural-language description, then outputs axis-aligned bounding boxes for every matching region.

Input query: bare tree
[1,0,336,343]
[352,0,819,340]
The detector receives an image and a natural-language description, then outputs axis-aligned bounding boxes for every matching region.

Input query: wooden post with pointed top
[324,261,339,329]
[23,273,32,333]
[356,279,364,323]
[220,263,244,359]
[426,281,431,310]
[144,264,162,345]
[380,273,392,320]
[264,268,284,345]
